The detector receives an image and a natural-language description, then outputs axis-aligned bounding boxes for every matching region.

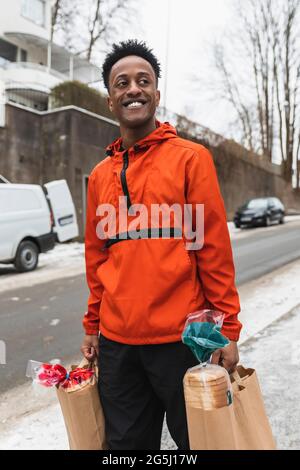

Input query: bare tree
[271,0,300,182]
[51,0,61,43]
[214,44,255,152]
[51,0,85,54]
[86,0,130,61]
[211,0,300,185]
[51,0,136,62]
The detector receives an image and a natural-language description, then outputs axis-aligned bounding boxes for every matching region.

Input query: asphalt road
[232,220,300,284]
[0,275,88,394]
[0,219,299,394]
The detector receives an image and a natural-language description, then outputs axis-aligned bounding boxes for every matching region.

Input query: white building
[0,0,100,114]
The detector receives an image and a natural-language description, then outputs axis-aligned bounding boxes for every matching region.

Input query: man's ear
[155,89,161,107]
[107,96,113,113]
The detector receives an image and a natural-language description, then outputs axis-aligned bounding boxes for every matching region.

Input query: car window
[246,199,268,209]
[270,198,282,208]
[268,198,276,207]
[274,198,284,209]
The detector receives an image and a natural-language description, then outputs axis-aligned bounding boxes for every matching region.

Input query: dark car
[234,197,285,228]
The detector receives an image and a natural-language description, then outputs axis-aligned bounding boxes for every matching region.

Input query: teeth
[127,101,144,108]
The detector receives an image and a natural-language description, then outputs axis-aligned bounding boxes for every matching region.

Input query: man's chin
[120,113,155,129]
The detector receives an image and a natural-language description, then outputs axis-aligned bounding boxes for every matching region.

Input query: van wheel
[14,241,39,272]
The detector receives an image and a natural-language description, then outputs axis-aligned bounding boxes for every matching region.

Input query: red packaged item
[26,360,95,389]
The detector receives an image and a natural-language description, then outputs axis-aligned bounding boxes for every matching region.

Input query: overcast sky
[117,0,236,136]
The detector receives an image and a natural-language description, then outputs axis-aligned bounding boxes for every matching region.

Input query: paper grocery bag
[56,359,107,450]
[184,364,276,450]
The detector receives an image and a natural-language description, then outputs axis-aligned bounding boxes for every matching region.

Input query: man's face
[107,55,160,129]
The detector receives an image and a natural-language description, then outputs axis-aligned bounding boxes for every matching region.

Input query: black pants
[98,334,199,450]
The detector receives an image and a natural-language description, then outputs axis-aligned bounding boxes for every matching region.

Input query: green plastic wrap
[182,310,230,363]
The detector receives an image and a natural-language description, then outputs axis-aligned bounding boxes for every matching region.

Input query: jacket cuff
[83,314,99,336]
[84,328,99,336]
[221,318,242,342]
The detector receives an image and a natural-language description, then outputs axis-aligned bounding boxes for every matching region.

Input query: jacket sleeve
[185,146,242,341]
[82,171,108,335]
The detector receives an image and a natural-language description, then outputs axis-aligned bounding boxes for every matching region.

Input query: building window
[0,38,17,65]
[21,0,45,27]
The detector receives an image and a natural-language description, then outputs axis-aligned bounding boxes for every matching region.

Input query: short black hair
[102,39,161,91]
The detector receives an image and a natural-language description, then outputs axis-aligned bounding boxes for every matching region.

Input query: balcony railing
[1,61,67,80]
[0,61,68,95]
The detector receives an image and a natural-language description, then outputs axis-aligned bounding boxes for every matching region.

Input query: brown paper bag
[56,358,107,450]
[184,364,276,450]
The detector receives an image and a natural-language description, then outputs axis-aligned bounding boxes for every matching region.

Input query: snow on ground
[238,257,300,344]
[239,303,300,450]
[0,242,85,294]
[1,257,300,450]
[0,397,69,450]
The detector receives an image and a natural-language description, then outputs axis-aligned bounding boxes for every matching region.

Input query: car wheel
[279,216,285,224]
[14,240,39,272]
[264,216,271,227]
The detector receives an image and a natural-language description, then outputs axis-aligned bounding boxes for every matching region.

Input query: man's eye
[117,81,127,87]
[139,79,149,85]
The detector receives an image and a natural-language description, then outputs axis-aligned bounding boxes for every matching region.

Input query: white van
[0,179,78,272]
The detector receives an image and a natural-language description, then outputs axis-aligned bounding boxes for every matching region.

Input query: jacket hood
[105,120,177,156]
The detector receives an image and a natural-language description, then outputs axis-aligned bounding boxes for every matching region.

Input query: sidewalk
[239,303,300,450]
[1,257,300,449]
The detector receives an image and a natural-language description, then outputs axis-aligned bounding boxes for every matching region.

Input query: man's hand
[80,334,99,361]
[211,340,239,373]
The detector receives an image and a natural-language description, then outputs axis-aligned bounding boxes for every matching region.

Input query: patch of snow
[0,242,85,294]
[0,402,68,450]
[238,257,300,344]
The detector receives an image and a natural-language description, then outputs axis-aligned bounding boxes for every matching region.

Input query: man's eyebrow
[114,71,152,81]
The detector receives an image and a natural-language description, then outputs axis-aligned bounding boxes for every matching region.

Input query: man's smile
[122,99,147,109]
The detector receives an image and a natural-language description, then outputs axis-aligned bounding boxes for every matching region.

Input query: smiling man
[81,39,242,450]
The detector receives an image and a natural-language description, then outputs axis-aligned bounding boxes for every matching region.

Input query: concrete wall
[209,141,300,218]
[1,103,300,240]
[0,103,119,239]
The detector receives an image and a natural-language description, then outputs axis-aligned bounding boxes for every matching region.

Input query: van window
[0,189,42,213]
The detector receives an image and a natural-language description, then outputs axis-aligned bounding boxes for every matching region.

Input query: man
[81,39,242,450]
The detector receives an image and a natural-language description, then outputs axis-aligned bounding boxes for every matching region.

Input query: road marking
[49,319,60,326]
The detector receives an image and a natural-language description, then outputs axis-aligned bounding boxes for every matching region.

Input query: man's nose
[127,81,141,95]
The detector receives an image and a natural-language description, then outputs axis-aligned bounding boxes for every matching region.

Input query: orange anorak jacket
[83,121,242,344]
